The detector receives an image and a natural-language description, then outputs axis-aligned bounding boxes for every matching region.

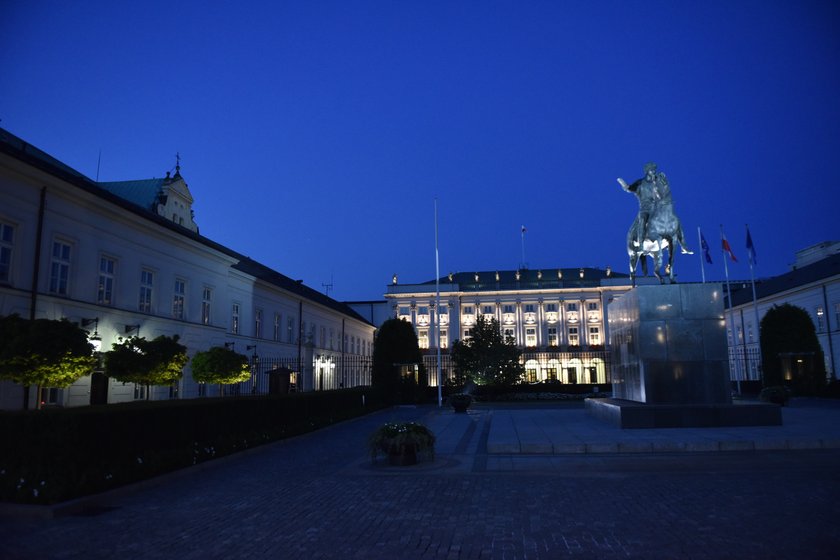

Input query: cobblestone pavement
[2,405,840,559]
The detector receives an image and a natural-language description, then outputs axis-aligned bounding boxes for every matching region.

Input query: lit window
[49,240,71,295]
[201,288,212,325]
[255,308,263,338]
[139,269,154,313]
[463,328,472,340]
[0,222,15,284]
[97,256,116,305]
[525,327,537,347]
[568,327,579,346]
[232,303,240,334]
[548,327,558,346]
[418,330,429,349]
[440,329,448,349]
[172,279,186,319]
[816,306,825,332]
[588,326,601,345]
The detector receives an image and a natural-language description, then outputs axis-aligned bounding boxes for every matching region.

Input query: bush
[759,386,790,406]
[0,388,386,504]
[368,421,435,462]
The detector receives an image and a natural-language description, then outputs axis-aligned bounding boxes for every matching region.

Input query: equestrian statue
[618,162,692,286]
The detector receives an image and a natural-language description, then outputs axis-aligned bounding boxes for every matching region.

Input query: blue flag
[700,231,713,264]
[746,226,757,265]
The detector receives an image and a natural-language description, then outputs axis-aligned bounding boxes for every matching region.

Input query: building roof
[97,178,165,209]
[729,253,840,307]
[0,126,372,327]
[412,267,629,292]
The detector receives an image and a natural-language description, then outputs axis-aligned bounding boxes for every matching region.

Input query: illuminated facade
[0,127,374,410]
[725,244,840,383]
[379,268,637,385]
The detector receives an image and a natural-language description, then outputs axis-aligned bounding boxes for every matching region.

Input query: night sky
[2,1,838,301]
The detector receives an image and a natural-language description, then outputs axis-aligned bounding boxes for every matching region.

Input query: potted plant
[369,422,435,466]
[449,393,472,413]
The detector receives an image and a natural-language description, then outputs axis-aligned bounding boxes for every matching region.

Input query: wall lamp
[81,317,99,335]
[124,324,141,336]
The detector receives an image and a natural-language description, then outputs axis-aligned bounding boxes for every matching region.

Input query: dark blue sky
[2,1,839,301]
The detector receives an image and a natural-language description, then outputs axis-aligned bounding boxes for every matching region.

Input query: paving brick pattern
[1,404,839,559]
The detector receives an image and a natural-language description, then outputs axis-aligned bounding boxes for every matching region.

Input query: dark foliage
[760,303,826,393]
[451,316,524,386]
[372,318,424,403]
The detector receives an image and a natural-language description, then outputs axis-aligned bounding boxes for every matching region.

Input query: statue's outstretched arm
[617,177,630,191]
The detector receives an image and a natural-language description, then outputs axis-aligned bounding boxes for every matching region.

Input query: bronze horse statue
[620,165,692,286]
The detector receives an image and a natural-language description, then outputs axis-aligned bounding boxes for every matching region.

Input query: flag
[721,230,738,262]
[521,225,526,233]
[700,231,713,264]
[746,226,757,265]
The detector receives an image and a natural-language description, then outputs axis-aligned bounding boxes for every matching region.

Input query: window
[274,313,282,341]
[418,330,429,349]
[503,305,515,314]
[321,326,326,348]
[419,306,429,315]
[524,304,535,313]
[287,317,295,343]
[0,222,15,284]
[545,303,557,312]
[232,303,240,334]
[548,327,558,346]
[255,308,263,338]
[566,302,578,312]
[134,384,147,400]
[835,303,840,332]
[399,306,410,317]
[525,327,537,347]
[463,306,474,315]
[747,323,754,343]
[97,256,115,305]
[440,329,448,349]
[463,328,473,340]
[588,326,601,345]
[201,288,212,325]
[816,306,825,332]
[139,269,154,313]
[172,279,186,319]
[330,328,335,350]
[568,326,579,346]
[587,302,599,311]
[482,305,494,315]
[503,328,515,341]
[49,240,71,295]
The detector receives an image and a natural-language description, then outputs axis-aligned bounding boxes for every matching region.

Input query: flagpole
[746,224,763,383]
[520,226,526,269]
[434,198,443,408]
[721,225,741,394]
[697,226,706,283]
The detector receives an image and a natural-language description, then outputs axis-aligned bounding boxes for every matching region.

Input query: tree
[0,314,97,408]
[452,316,524,386]
[105,335,188,391]
[760,303,826,393]
[372,318,424,403]
[190,346,251,387]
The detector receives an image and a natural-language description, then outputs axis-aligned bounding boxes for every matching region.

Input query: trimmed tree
[372,318,424,403]
[104,335,188,395]
[760,303,826,393]
[452,315,523,386]
[0,314,97,409]
[190,346,251,393]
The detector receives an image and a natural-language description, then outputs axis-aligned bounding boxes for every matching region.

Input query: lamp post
[247,344,259,393]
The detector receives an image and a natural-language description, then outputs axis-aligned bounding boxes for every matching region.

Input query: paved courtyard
[2,401,840,559]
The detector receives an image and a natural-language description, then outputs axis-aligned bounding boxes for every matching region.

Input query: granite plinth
[608,283,731,405]
[585,397,783,428]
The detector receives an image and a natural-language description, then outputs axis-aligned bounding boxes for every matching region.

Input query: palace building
[351,268,639,386]
[0,127,375,410]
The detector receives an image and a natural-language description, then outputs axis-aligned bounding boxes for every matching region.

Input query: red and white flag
[721,230,738,262]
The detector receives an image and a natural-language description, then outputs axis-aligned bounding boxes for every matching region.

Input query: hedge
[0,387,385,504]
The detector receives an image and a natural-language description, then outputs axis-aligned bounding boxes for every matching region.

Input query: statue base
[585,397,781,428]
[591,283,781,428]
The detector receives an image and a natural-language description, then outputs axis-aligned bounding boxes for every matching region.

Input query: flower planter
[369,422,435,466]
[388,446,418,466]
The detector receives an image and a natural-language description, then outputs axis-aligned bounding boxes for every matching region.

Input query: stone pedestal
[587,284,781,428]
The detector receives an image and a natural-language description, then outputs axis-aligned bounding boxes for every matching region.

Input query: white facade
[370,269,639,385]
[0,128,375,410]
[725,250,840,383]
